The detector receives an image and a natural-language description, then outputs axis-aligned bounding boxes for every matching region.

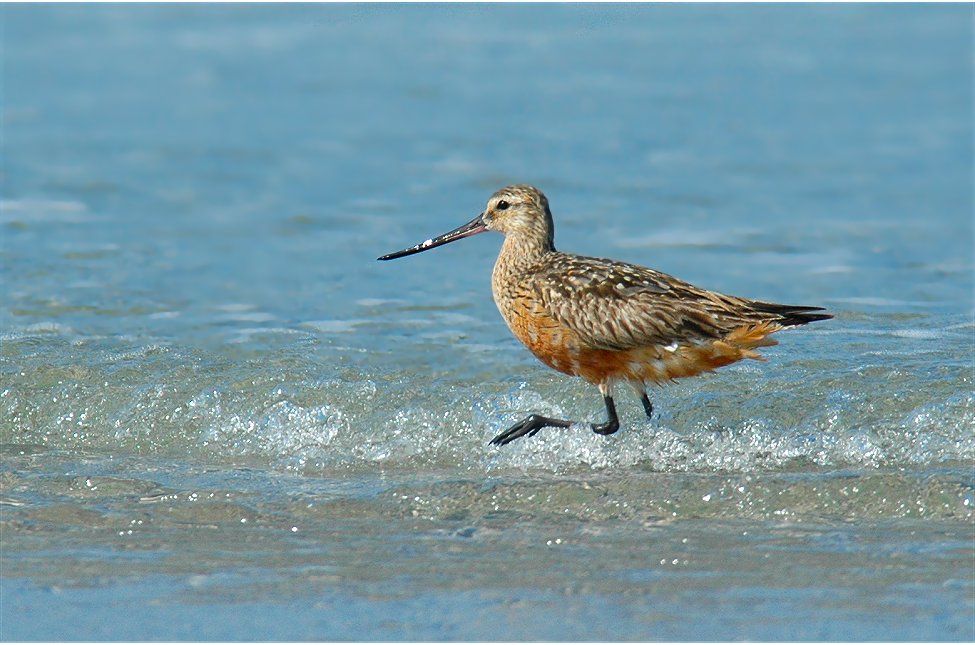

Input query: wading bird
[379,185,830,446]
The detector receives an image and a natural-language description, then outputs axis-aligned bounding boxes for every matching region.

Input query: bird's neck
[497,231,554,274]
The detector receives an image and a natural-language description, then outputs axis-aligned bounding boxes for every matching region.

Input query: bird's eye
[496,200,510,211]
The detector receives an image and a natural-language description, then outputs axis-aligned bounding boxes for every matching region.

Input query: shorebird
[379,185,831,447]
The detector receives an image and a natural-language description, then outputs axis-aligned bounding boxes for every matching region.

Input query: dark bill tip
[378,214,487,261]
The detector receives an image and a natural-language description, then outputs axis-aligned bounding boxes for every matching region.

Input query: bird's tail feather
[749,301,833,327]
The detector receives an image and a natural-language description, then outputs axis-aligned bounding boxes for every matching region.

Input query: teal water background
[2,4,973,640]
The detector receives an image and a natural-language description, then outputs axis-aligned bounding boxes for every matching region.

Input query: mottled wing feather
[532,253,757,351]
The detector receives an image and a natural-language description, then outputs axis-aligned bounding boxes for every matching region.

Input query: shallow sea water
[2,4,974,641]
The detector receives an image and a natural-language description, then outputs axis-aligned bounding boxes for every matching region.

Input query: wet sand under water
[2,447,973,640]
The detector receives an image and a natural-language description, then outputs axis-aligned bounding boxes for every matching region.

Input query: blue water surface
[2,4,973,641]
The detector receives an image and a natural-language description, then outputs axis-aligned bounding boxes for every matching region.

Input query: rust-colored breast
[500,293,579,376]
[491,244,789,388]
[499,291,785,387]
[496,292,643,385]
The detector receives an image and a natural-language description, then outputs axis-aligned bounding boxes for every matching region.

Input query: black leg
[489,413,571,446]
[591,395,620,435]
[640,392,653,420]
[490,394,622,446]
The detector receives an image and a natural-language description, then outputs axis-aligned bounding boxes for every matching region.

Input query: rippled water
[2,4,973,641]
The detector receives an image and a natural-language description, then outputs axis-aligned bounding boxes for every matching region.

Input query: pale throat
[490,230,553,308]
[494,228,547,270]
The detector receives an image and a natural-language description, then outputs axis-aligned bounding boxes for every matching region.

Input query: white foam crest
[301,319,366,334]
[450,379,975,474]
[4,342,971,474]
[173,371,973,473]
[1,199,89,222]
[23,322,74,335]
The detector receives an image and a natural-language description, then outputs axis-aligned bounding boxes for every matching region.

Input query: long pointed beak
[378,213,488,261]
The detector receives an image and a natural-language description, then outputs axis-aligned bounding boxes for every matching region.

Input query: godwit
[379,185,831,446]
